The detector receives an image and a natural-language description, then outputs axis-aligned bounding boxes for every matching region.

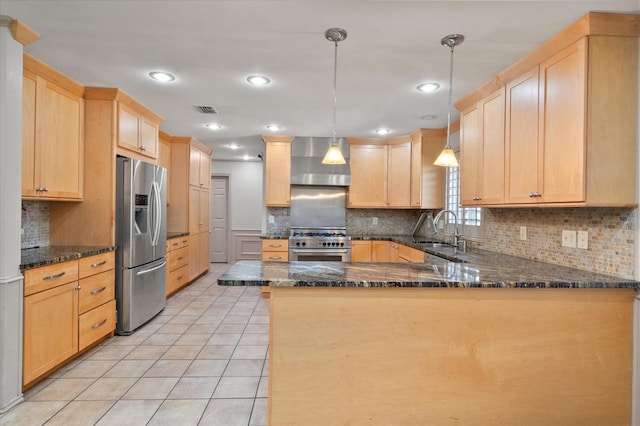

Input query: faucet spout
[431,209,460,248]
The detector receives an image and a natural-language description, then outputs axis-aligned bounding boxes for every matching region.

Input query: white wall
[211,160,263,230]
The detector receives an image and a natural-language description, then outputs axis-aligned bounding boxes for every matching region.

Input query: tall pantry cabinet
[167,137,213,281]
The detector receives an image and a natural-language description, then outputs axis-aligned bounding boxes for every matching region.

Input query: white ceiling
[2,1,639,160]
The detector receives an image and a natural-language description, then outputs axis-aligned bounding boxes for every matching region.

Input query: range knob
[302,242,306,247]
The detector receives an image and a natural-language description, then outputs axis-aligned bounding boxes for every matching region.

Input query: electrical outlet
[268,215,274,224]
[577,231,588,250]
[561,230,577,248]
[372,217,378,225]
[519,226,527,241]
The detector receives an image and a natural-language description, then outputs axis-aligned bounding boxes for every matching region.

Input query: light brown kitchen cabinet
[263,135,294,207]
[117,102,159,159]
[168,136,212,283]
[49,88,164,248]
[457,19,638,207]
[372,241,391,262]
[158,131,171,205]
[350,240,372,262]
[348,135,437,209]
[460,87,505,206]
[166,235,189,296]
[261,239,289,262]
[22,55,84,201]
[398,244,425,263]
[23,252,116,387]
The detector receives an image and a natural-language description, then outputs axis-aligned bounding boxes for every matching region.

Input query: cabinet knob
[139,146,146,151]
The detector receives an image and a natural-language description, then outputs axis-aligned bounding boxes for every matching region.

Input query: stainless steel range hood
[290,136,351,186]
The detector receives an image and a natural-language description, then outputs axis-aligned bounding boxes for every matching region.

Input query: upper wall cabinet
[22,55,84,201]
[263,135,294,207]
[83,87,163,162]
[348,132,444,209]
[457,13,639,207]
[460,88,505,206]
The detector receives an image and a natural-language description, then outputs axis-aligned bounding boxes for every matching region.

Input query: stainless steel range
[289,227,352,262]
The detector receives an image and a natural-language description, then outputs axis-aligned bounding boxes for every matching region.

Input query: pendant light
[322,28,347,165]
[434,33,464,167]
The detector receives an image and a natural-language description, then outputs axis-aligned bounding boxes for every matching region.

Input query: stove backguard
[290,186,347,229]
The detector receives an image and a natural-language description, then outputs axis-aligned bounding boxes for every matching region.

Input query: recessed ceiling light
[227,144,240,150]
[206,123,222,130]
[416,82,440,92]
[247,75,271,86]
[265,124,281,131]
[374,128,391,135]
[420,114,438,121]
[149,71,175,82]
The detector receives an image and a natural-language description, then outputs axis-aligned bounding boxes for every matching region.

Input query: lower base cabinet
[167,236,190,296]
[22,252,116,387]
[351,241,423,264]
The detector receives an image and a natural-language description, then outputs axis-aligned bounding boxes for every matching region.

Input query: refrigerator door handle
[136,261,167,276]
[147,182,154,245]
[153,181,162,246]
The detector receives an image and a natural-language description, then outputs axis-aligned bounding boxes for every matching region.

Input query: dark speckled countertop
[220,234,640,289]
[167,232,190,239]
[20,246,116,270]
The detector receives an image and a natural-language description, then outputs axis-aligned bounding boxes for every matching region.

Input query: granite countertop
[219,233,640,289]
[20,246,116,270]
[260,234,287,239]
[167,232,190,239]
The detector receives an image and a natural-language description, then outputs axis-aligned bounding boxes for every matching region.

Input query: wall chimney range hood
[290,136,351,186]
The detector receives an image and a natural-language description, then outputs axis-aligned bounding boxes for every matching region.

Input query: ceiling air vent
[195,105,218,114]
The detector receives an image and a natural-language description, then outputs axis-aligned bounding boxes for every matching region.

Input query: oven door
[289,248,351,262]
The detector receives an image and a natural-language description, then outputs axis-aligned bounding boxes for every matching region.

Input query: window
[444,161,483,240]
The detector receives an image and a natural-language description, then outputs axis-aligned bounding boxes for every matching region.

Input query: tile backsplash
[21,200,50,249]
[476,207,635,279]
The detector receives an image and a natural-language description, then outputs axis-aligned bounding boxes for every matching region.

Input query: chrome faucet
[430,209,465,251]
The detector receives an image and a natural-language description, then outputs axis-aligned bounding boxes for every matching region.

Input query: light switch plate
[577,231,588,249]
[561,230,577,248]
[372,217,378,225]
[519,226,527,241]
[268,215,275,224]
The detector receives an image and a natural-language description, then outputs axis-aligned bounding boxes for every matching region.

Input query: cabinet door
[23,282,79,385]
[199,230,210,274]
[348,145,388,207]
[199,151,211,189]
[479,88,505,205]
[372,241,391,262]
[118,104,140,152]
[22,72,38,198]
[387,142,411,207]
[39,82,83,199]
[505,67,540,203]
[265,142,291,206]
[389,242,400,263]
[460,103,482,205]
[188,232,201,281]
[410,137,422,207]
[351,241,372,262]
[189,147,201,187]
[199,189,210,232]
[189,186,200,234]
[538,39,587,203]
[139,117,158,159]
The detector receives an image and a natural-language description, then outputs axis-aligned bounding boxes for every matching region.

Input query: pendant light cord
[445,43,454,149]
[332,40,338,144]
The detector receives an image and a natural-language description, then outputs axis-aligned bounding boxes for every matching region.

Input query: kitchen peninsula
[219,253,639,425]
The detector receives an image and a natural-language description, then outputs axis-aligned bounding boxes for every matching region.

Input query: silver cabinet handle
[139,146,146,151]
[268,256,282,260]
[268,244,282,248]
[91,286,106,295]
[91,319,107,329]
[91,261,107,268]
[43,271,65,281]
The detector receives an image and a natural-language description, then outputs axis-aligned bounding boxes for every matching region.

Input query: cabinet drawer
[168,238,183,251]
[78,299,115,351]
[179,236,189,247]
[262,239,288,252]
[79,269,115,314]
[79,252,115,279]
[262,251,289,262]
[169,247,189,271]
[24,260,79,296]
[168,264,189,295]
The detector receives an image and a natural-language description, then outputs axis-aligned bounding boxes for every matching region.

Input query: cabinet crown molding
[84,87,164,124]
[24,53,84,97]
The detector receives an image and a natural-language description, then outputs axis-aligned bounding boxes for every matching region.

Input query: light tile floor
[2,264,269,426]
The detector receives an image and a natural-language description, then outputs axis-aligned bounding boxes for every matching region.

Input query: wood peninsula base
[269,287,634,425]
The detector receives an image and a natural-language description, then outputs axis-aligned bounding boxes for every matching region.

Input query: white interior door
[210,176,229,263]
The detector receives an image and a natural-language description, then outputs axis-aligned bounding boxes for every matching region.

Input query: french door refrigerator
[115,156,167,335]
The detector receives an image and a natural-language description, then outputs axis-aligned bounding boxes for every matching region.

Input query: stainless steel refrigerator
[115,156,167,335]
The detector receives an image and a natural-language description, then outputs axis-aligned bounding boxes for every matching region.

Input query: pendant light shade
[322,28,347,165]
[434,33,464,168]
